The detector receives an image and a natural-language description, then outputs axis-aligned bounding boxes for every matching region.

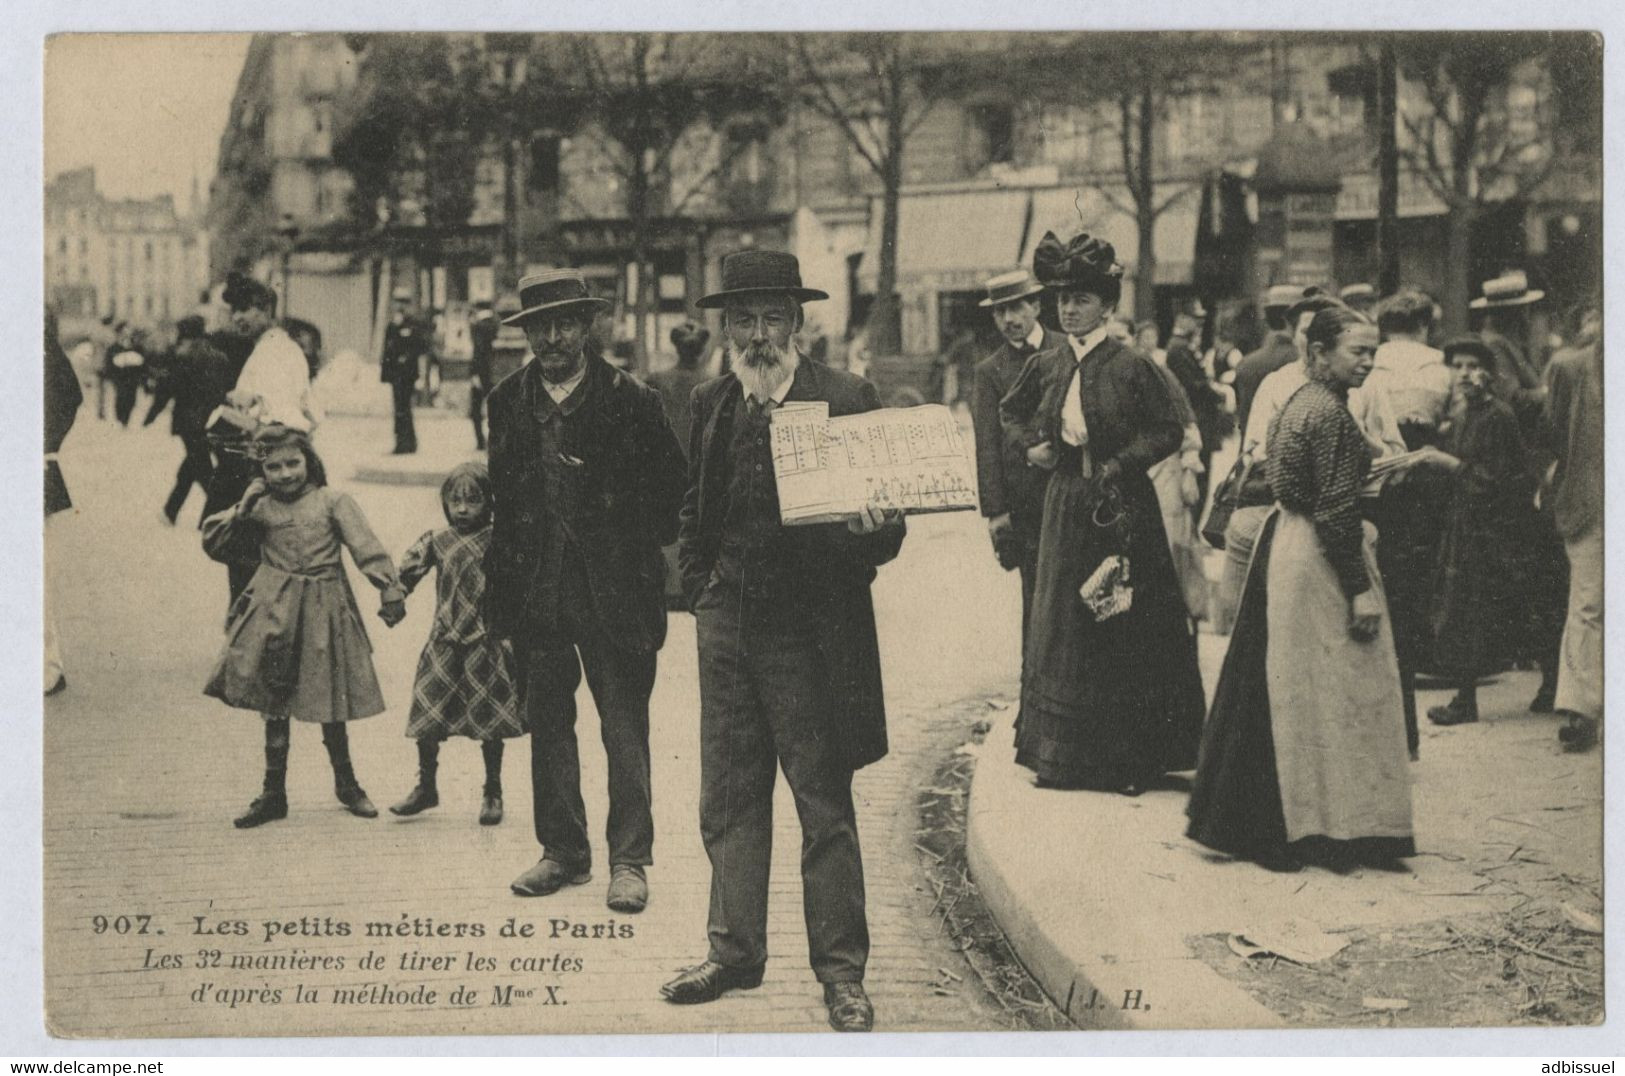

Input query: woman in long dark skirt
[1000,231,1206,794]
[1186,306,1414,871]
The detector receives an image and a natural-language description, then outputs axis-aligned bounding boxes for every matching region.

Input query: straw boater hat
[1470,270,1544,310]
[978,268,1045,308]
[1339,282,1376,304]
[696,250,829,309]
[1262,284,1305,311]
[502,269,611,325]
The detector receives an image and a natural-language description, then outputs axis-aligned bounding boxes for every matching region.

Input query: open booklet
[769,402,980,525]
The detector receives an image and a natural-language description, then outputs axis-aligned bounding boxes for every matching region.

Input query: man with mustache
[483,270,687,913]
[660,251,905,1032]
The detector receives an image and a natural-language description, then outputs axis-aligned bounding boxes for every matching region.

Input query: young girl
[1413,337,1533,726]
[387,462,522,825]
[203,424,406,829]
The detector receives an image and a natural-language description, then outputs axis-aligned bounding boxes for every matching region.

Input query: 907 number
[91,914,154,935]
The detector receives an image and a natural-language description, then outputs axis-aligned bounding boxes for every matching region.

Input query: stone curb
[964,709,1284,1031]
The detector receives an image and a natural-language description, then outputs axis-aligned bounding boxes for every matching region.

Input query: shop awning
[857,188,1032,292]
[1019,183,1200,287]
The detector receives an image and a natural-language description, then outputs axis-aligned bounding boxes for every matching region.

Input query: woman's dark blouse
[1266,379,1372,598]
[998,336,1182,479]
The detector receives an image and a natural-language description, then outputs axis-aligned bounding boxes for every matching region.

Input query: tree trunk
[628,162,651,372]
[1376,41,1401,297]
[1132,86,1158,323]
[869,147,903,356]
[1441,201,1476,334]
[500,136,519,292]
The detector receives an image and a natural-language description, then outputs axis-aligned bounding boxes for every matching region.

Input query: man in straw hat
[486,269,687,914]
[659,250,904,1031]
[970,267,1062,642]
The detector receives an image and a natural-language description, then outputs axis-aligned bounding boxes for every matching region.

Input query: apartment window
[145,240,153,262]
[969,103,1016,166]
[1039,106,1095,169]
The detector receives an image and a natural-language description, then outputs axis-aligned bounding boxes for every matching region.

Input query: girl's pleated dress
[204,486,404,723]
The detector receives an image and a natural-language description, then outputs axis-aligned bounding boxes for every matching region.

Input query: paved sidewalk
[967,643,1603,1030]
[43,412,1020,1040]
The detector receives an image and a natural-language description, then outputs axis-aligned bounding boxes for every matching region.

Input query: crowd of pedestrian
[968,240,1602,876]
[42,224,1602,1029]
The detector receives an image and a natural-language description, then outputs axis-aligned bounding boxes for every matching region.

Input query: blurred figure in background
[1543,298,1603,752]
[1338,282,1377,318]
[381,286,426,455]
[1412,337,1532,728]
[1232,285,1300,438]
[44,306,84,697]
[1164,304,1227,524]
[1362,290,1453,758]
[468,299,498,451]
[109,321,146,427]
[969,268,1061,646]
[145,315,230,527]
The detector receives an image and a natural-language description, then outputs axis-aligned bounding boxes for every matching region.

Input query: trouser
[516,616,656,869]
[390,378,418,452]
[1556,528,1603,721]
[1217,505,1272,635]
[44,510,66,689]
[695,588,868,983]
[163,431,215,523]
[113,375,140,426]
[469,384,487,450]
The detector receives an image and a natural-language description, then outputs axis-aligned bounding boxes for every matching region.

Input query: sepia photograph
[32,18,1607,1050]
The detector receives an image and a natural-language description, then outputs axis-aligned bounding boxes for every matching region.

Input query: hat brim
[501,296,611,325]
[978,284,1046,308]
[1470,290,1544,309]
[695,285,829,310]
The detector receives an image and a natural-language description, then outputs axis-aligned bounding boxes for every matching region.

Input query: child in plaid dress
[388,462,523,825]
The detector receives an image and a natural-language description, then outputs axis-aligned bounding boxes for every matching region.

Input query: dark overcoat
[678,360,906,770]
[971,326,1065,522]
[484,354,687,653]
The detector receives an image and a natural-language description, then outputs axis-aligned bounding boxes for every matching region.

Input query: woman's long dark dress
[1429,397,1531,678]
[1186,380,1414,864]
[1000,335,1206,788]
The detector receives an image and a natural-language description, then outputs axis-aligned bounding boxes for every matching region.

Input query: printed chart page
[770,403,979,525]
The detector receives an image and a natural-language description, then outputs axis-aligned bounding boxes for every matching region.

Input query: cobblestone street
[43,407,1025,1039]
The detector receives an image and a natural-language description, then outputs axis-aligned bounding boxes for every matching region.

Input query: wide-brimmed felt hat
[1470,270,1544,309]
[1440,335,1497,367]
[1032,231,1124,293]
[503,269,611,325]
[696,250,828,309]
[978,268,1045,308]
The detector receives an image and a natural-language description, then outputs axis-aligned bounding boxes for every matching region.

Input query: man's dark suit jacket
[678,359,906,770]
[971,326,1065,521]
[484,353,687,654]
[1232,330,1298,441]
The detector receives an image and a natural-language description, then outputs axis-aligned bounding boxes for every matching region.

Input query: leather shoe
[234,792,288,829]
[389,782,439,816]
[823,981,874,1032]
[511,858,591,897]
[1427,701,1478,726]
[660,960,765,1004]
[479,793,503,826]
[606,864,648,912]
[336,780,378,819]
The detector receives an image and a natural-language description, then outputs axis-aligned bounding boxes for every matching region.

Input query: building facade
[45,166,209,339]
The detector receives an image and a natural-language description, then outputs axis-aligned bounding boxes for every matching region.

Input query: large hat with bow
[1032,231,1125,295]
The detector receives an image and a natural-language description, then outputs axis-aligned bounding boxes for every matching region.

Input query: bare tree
[1392,31,1562,331]
[947,32,1265,322]
[784,32,950,356]
[557,33,785,366]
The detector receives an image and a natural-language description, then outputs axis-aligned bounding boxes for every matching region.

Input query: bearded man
[659,250,905,1032]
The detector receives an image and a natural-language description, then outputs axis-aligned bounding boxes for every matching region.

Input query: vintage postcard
[39,28,1603,1041]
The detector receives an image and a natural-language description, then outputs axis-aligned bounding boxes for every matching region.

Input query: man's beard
[735,340,793,402]
[536,345,584,382]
